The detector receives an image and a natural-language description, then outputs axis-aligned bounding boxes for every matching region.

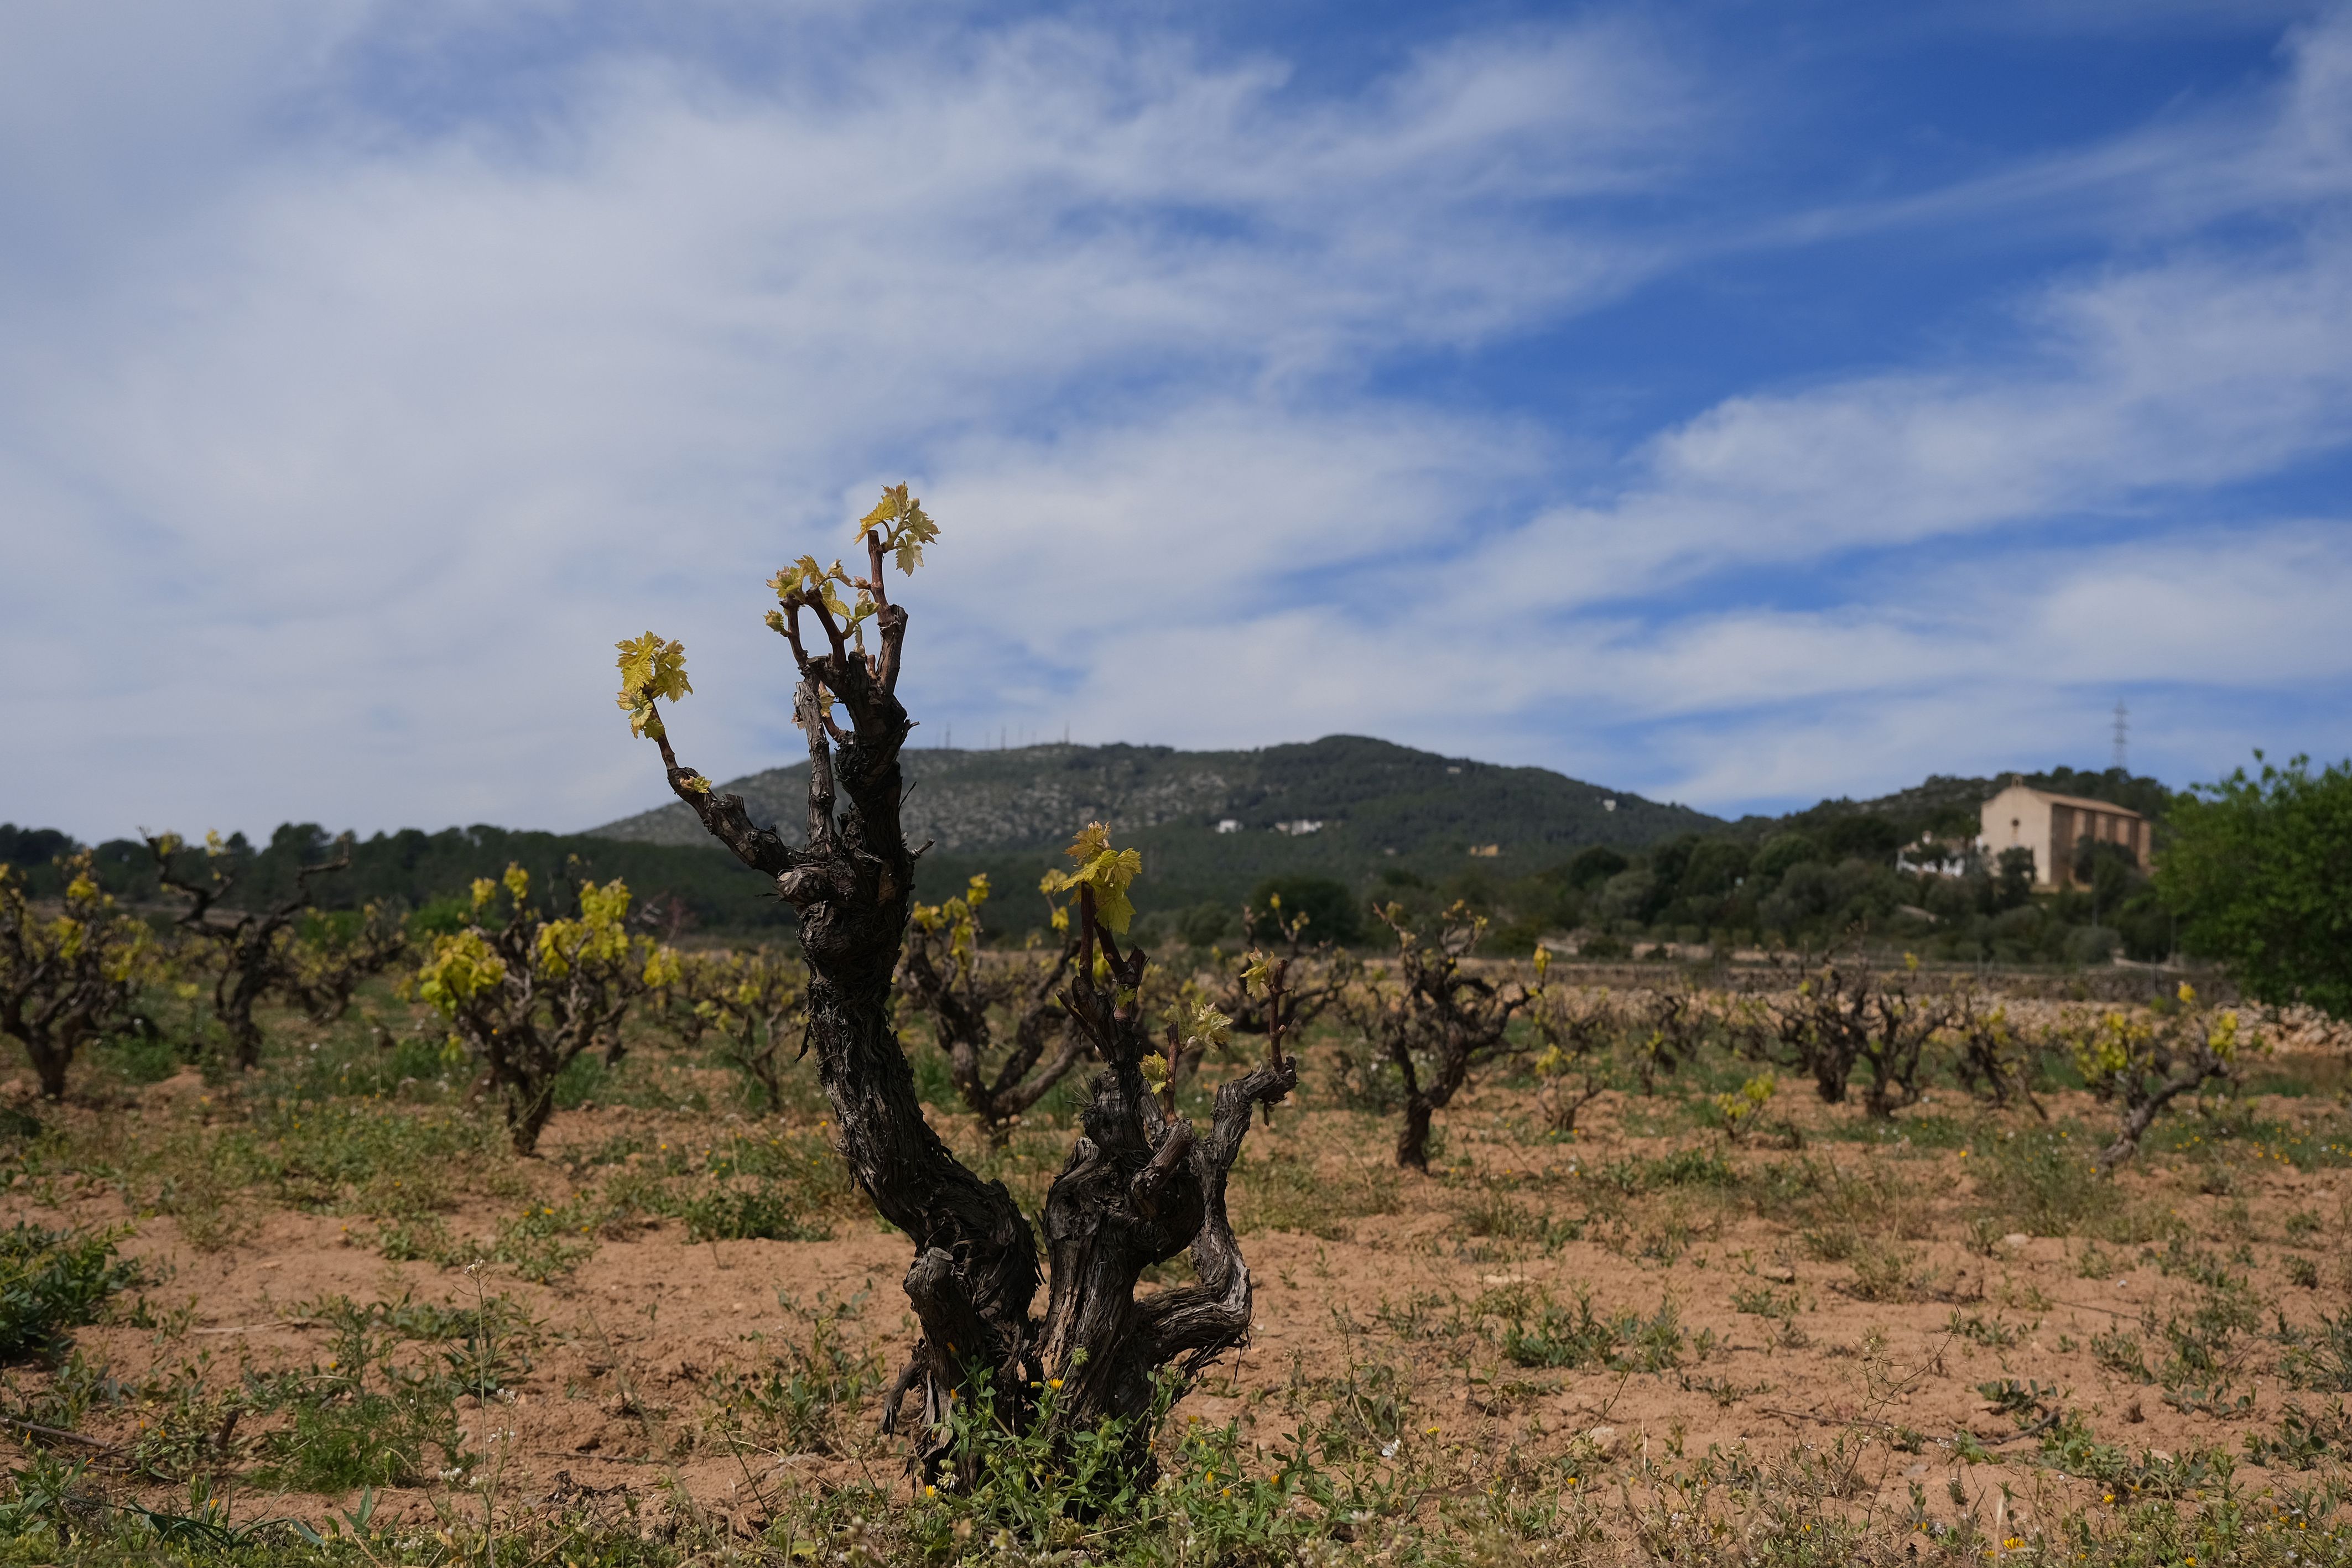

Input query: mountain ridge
[588,734,1722,860]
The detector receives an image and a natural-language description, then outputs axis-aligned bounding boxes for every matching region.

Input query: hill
[588,735,1722,914]
[594,735,1717,855]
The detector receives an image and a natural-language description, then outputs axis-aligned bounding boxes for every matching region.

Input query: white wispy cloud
[0,1,2346,838]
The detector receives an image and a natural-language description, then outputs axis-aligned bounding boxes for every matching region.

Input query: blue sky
[3,0,2349,841]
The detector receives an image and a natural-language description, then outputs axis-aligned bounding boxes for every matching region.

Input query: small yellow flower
[924,1484,935,1497]
[1048,1377,1063,1389]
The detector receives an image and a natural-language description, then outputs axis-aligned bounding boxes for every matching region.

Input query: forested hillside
[2,751,2177,957]
[591,735,1715,857]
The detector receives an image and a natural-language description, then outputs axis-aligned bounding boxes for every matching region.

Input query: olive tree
[615,487,1295,1475]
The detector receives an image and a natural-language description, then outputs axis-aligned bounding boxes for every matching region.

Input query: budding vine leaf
[769,556,859,624]
[1181,1000,1232,1056]
[615,633,691,738]
[1039,822,1143,935]
[1240,951,1273,997]
[855,483,940,576]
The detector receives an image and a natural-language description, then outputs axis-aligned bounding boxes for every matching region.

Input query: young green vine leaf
[855,482,940,576]
[614,632,691,738]
[1039,822,1143,935]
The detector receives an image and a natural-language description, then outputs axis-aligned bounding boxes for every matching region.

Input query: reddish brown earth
[6,1048,2347,1544]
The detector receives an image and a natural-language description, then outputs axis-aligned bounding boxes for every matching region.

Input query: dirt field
[6,979,2352,1564]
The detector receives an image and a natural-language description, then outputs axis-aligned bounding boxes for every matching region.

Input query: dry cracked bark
[622,497,1294,1474]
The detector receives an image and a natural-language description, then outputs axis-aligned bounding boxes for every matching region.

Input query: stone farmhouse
[1979,777,2151,892]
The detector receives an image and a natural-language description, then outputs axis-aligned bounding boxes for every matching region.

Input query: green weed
[0,1224,139,1364]
[1501,1289,1685,1372]
[1948,1310,2027,1348]
[1231,1146,1397,1241]
[2244,1401,2352,1471]
[704,1293,883,1457]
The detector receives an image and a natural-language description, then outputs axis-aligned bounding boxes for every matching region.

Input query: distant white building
[1979,778,2150,891]
[1215,819,1242,834]
[1273,819,1324,836]
[1897,833,1970,878]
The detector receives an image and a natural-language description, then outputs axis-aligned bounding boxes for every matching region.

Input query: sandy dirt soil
[5,1049,2348,1546]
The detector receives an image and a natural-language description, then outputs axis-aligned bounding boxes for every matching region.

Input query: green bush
[1502,1289,1684,1371]
[2159,753,2352,1019]
[680,1185,825,1243]
[0,1223,139,1364]
[1245,875,1362,945]
[905,1371,1338,1565]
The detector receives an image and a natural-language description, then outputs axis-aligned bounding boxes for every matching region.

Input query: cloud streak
[1,1,2348,838]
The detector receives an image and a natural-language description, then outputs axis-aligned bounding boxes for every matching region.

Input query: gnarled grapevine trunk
[1350,902,1531,1169]
[897,896,1087,1144]
[149,835,353,1071]
[628,504,1292,1474]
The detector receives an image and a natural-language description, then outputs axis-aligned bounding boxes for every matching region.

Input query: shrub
[1745,952,1956,1117]
[410,864,678,1155]
[2062,983,2260,1168]
[1711,1074,1779,1145]
[1526,968,1617,1133]
[1204,895,1357,1048]
[0,855,149,1099]
[616,491,1303,1484]
[1626,981,1713,1094]
[1945,997,2044,1112]
[688,947,810,1114]
[1344,900,1534,1168]
[2158,752,2352,1019]
[1245,877,1362,946]
[0,1223,139,1364]
[145,830,395,1071]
